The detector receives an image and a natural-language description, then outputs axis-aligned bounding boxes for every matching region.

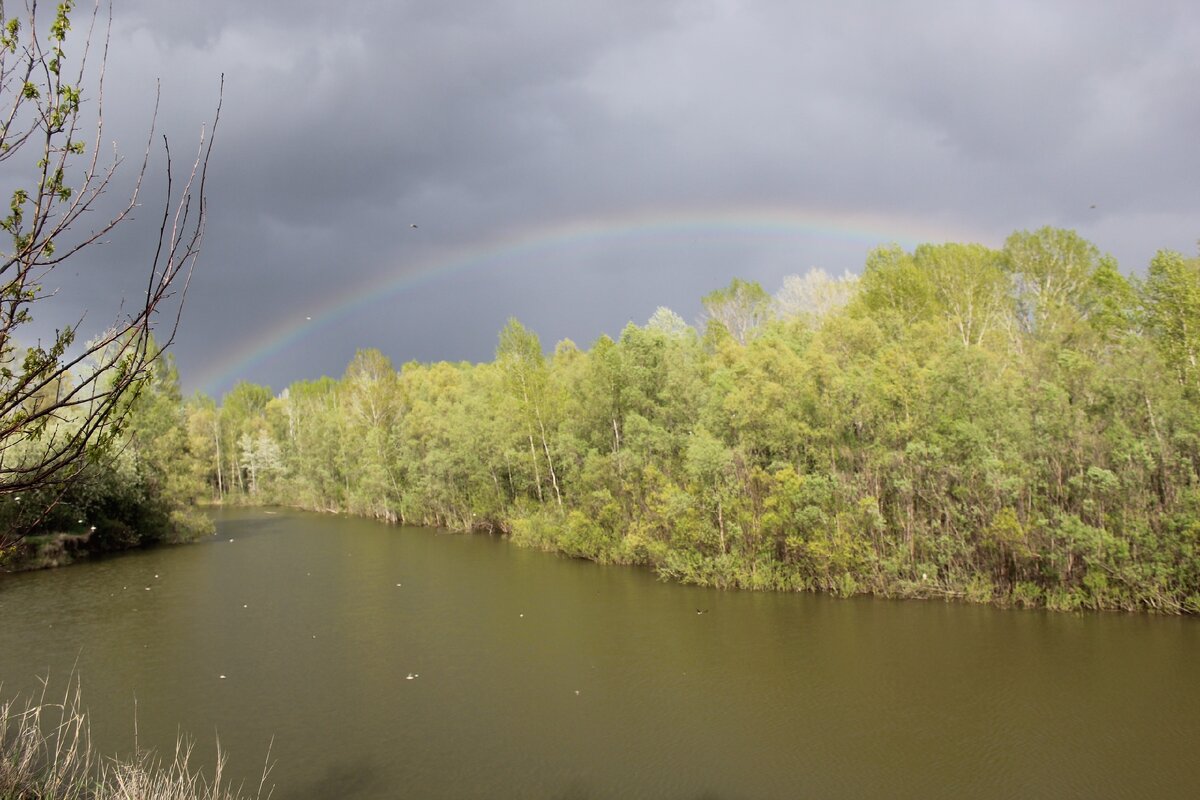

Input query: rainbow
[194,204,985,395]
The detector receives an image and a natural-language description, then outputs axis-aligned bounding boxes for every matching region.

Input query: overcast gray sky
[20,0,1200,397]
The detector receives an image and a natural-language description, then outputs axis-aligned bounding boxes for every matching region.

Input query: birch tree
[497,319,562,510]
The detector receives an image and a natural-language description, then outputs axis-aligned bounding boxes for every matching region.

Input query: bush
[1011,581,1045,609]
[559,510,618,562]
[167,509,217,543]
[1045,588,1084,612]
[964,575,995,604]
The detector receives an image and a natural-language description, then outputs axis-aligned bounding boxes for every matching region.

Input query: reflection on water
[2,508,1198,799]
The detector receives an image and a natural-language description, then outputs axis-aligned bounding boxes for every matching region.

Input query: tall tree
[774,269,859,325]
[701,278,772,345]
[913,242,1011,347]
[340,349,401,517]
[1142,248,1200,393]
[1003,227,1103,336]
[219,382,273,495]
[497,319,562,510]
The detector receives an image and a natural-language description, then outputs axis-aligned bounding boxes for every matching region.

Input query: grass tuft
[0,679,271,800]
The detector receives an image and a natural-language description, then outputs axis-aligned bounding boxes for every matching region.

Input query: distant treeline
[63,227,1200,611]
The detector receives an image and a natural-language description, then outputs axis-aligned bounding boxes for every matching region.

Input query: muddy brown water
[2,508,1198,798]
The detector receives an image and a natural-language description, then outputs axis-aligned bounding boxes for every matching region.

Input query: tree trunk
[717,498,727,555]
[527,431,544,502]
[536,412,563,512]
[214,426,224,498]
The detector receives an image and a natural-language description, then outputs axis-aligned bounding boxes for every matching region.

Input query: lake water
[2,508,1198,798]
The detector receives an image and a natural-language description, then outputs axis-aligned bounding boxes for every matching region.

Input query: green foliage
[2,350,213,568]
[701,278,772,345]
[1142,248,1200,395]
[0,0,220,541]
[187,229,1200,614]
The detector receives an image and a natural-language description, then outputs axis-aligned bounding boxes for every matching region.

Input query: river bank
[6,495,1197,616]
[204,497,1200,615]
[1,512,215,574]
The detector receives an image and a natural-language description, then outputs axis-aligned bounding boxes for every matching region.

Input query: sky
[13,0,1200,397]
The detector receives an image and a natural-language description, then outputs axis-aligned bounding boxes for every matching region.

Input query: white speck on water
[519,614,524,618]
[396,583,402,587]
[144,587,150,591]
[228,538,234,542]
[406,673,414,680]
[219,675,226,679]
[243,604,248,608]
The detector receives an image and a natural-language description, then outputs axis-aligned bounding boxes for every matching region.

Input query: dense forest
[8,227,1200,613]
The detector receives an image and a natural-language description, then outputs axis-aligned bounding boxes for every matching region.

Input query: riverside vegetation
[0,354,214,570]
[0,681,266,800]
[7,228,1200,614]
[0,0,217,570]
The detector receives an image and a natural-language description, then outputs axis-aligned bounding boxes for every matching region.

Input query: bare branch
[0,0,221,540]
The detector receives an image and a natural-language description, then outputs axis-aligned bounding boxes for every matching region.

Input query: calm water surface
[2,508,1198,798]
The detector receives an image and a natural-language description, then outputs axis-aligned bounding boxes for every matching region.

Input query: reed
[0,680,271,800]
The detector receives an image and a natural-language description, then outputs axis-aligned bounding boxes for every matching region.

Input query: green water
[2,508,1198,798]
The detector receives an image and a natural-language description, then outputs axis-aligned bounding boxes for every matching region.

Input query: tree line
[179,227,1200,613]
[12,226,1199,613]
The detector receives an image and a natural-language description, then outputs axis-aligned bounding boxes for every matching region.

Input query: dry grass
[0,679,271,800]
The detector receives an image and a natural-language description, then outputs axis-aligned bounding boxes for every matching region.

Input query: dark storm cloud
[17,0,1198,396]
